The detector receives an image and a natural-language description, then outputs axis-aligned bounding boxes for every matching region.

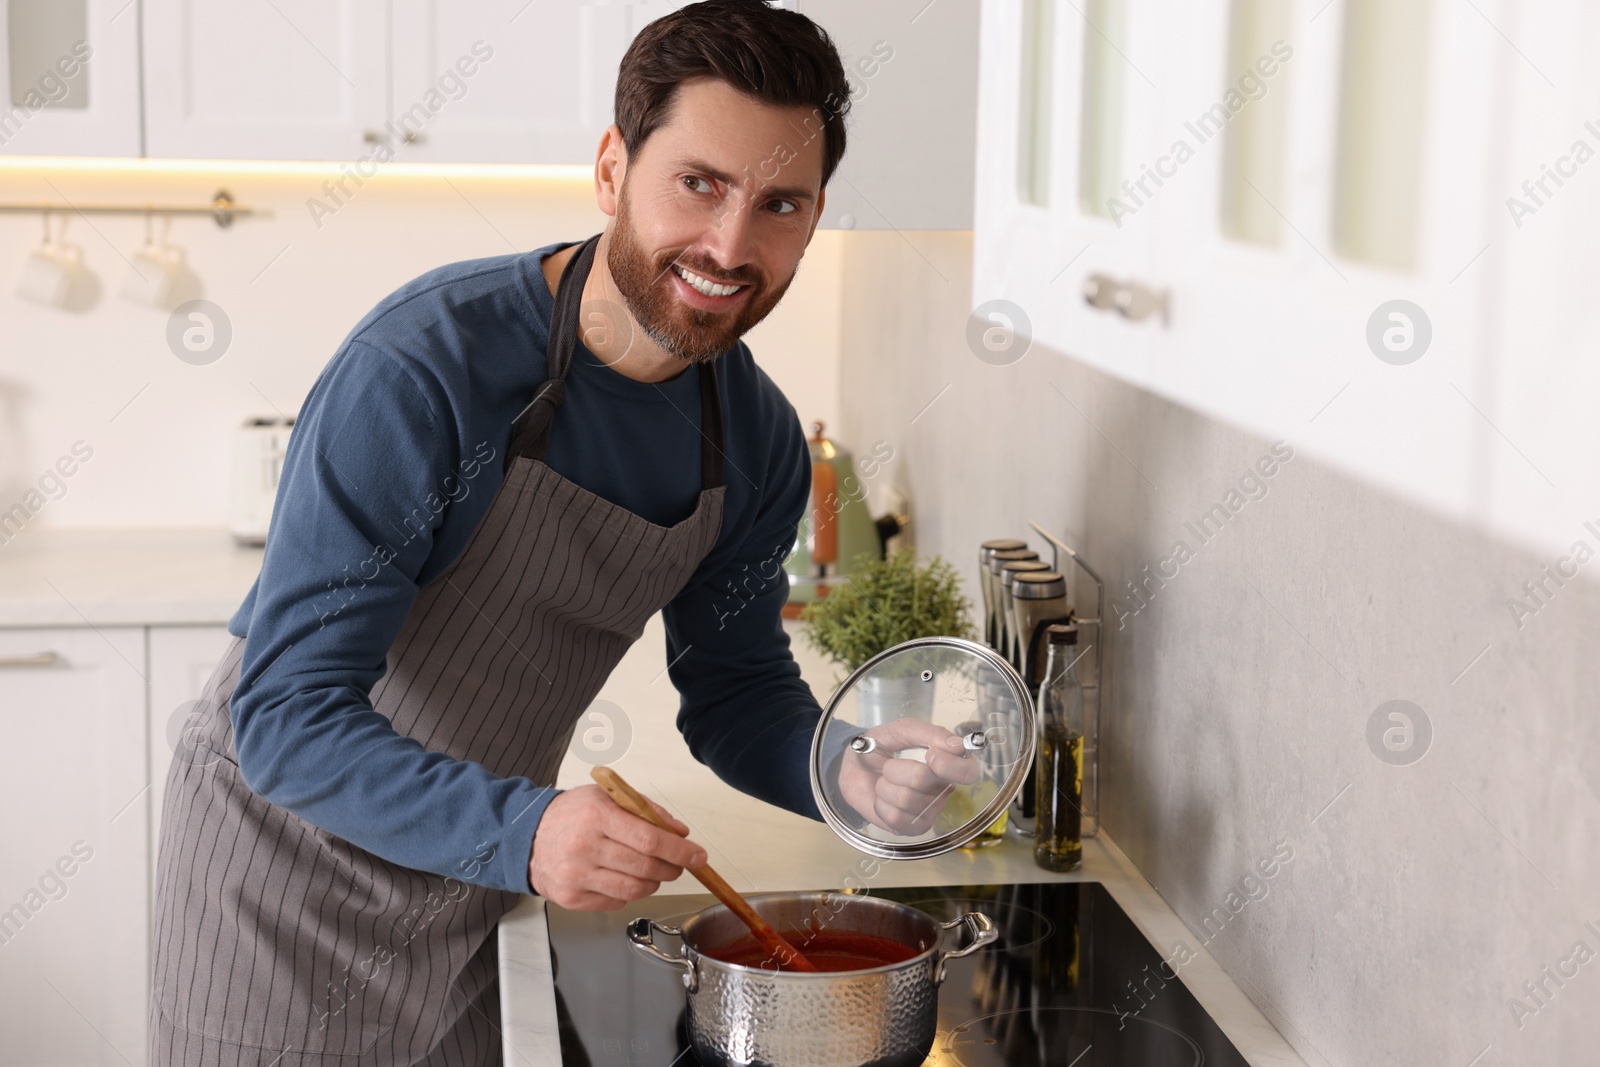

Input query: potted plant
[800,549,976,727]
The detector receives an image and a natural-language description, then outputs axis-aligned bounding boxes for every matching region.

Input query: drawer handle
[0,652,61,668]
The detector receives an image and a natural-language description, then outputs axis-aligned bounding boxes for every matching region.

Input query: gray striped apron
[150,233,728,1065]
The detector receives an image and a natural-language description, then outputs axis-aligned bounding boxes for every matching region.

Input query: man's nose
[697,192,759,276]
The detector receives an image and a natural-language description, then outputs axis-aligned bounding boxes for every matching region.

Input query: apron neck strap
[697,353,725,490]
[546,231,599,387]
[508,233,728,493]
[507,233,600,467]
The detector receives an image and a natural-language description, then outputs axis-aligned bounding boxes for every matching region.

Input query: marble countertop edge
[0,527,262,628]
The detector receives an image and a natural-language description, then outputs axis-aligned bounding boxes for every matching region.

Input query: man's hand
[836,718,981,836]
[528,785,706,910]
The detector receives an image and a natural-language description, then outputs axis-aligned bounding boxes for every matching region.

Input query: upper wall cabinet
[973,0,1580,556]
[0,0,141,156]
[973,0,1166,375]
[6,1,979,232]
[1468,7,1600,560]
[801,0,979,230]
[142,0,388,160]
[381,0,979,229]
[386,0,693,165]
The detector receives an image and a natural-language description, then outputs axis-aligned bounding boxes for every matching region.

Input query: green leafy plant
[800,549,976,676]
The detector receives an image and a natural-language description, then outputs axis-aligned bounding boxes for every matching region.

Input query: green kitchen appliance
[782,422,905,616]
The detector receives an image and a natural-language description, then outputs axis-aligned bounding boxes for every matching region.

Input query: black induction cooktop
[545,881,1251,1066]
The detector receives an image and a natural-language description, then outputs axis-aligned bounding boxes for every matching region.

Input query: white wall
[0,160,842,531]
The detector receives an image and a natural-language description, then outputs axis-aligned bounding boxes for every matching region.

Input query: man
[150,3,974,1064]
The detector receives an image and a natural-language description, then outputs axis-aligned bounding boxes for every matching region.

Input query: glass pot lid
[809,636,1036,860]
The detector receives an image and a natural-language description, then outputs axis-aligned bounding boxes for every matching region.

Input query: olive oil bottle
[1034,624,1084,872]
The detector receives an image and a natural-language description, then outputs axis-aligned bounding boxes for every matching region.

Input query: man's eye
[683,175,712,193]
[768,200,797,215]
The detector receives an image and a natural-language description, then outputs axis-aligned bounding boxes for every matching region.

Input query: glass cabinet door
[0,0,141,156]
[973,0,1164,387]
[975,0,1557,548]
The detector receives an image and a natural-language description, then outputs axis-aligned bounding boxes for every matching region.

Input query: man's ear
[595,125,627,217]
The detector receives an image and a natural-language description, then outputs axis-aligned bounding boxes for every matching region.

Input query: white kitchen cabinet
[802,0,979,230]
[0,627,149,1067]
[386,0,694,165]
[0,0,142,156]
[386,0,980,219]
[1461,4,1600,558]
[972,0,1577,553]
[21,0,983,231]
[383,0,980,220]
[146,625,231,895]
[1136,0,1498,533]
[142,0,387,160]
[974,0,1164,377]
[140,0,690,164]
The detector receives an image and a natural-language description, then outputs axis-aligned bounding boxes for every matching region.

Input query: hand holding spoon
[590,766,820,973]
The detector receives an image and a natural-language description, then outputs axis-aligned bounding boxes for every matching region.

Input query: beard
[606,182,797,365]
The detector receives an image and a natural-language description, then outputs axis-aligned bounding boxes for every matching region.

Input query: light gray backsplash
[834,230,1600,1066]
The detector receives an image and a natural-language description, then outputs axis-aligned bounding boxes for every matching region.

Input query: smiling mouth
[671,263,750,299]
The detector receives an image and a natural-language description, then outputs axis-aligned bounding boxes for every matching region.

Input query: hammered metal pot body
[630,893,988,1067]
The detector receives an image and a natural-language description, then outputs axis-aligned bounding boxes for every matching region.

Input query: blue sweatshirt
[226,239,824,896]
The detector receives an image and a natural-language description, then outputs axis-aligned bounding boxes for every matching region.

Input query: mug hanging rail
[0,189,258,229]
[1027,519,1105,839]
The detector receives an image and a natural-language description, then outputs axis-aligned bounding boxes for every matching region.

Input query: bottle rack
[1027,519,1104,838]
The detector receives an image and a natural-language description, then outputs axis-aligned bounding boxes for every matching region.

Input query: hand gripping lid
[809,636,1036,860]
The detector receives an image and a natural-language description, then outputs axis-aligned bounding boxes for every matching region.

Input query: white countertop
[0,527,262,627]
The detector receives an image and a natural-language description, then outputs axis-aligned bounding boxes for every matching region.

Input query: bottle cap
[987,548,1038,574]
[1046,623,1079,645]
[980,538,1027,555]
[999,560,1051,588]
[1012,570,1068,599]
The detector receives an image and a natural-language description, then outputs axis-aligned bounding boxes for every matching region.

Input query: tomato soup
[700,930,922,973]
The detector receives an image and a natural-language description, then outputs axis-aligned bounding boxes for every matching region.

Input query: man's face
[607,76,826,364]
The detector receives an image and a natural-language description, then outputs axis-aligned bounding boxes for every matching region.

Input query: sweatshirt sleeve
[662,399,825,820]
[229,339,552,896]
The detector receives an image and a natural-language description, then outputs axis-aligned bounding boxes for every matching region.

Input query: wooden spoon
[590,766,820,973]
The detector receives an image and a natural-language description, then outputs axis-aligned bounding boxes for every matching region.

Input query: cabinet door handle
[1115,280,1171,325]
[0,652,61,668]
[366,129,426,146]
[1082,272,1122,311]
[1082,273,1171,326]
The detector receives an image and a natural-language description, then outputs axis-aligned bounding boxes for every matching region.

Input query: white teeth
[675,265,743,298]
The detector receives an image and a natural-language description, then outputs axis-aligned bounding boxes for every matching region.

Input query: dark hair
[614,0,852,189]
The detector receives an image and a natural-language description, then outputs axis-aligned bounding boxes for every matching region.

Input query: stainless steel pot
[628,892,997,1067]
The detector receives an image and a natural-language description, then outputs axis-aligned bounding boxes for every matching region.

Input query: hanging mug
[16,225,86,308]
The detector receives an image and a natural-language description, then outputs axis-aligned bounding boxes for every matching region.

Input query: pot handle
[628,917,699,993]
[935,911,998,985]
